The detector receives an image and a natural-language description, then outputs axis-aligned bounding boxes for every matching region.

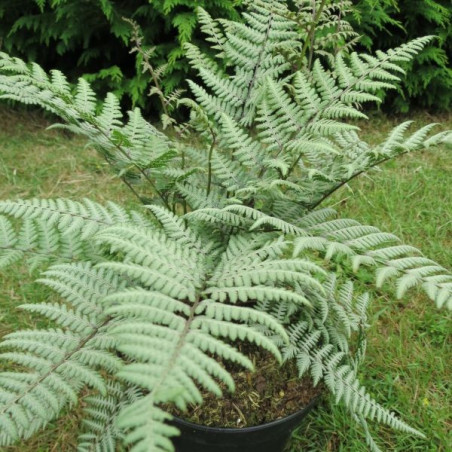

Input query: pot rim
[171,394,321,433]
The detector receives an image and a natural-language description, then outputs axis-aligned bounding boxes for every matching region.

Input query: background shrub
[350,0,452,112]
[0,0,450,112]
[0,0,241,113]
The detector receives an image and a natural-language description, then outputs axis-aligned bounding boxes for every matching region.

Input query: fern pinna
[0,1,451,451]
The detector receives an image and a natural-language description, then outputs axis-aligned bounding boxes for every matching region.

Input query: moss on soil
[171,350,322,428]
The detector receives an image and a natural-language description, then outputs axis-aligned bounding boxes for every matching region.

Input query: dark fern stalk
[306,0,328,69]
[125,17,171,120]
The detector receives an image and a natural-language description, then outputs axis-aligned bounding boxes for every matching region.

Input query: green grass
[0,107,451,451]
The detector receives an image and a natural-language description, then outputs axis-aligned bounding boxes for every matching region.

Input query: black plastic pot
[171,396,320,452]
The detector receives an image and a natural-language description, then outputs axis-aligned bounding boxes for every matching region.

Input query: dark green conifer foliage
[0,0,241,111]
[351,0,452,111]
[1,0,450,111]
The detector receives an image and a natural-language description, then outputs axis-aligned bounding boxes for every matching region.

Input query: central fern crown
[0,1,451,451]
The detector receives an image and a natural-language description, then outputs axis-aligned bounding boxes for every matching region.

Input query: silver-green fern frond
[186,2,297,125]
[0,262,124,445]
[181,33,449,215]
[0,198,151,270]
[0,53,177,208]
[77,381,142,452]
[269,275,425,441]
[293,210,452,310]
[1,204,307,450]
[190,204,452,310]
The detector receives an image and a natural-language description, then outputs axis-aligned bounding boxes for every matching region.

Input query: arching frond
[293,213,452,310]
[269,275,424,440]
[0,198,150,270]
[0,53,177,207]
[0,263,123,446]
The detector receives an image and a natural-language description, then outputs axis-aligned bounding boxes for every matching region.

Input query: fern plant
[0,1,451,451]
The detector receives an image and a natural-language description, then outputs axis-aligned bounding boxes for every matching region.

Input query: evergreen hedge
[351,0,452,111]
[0,0,450,111]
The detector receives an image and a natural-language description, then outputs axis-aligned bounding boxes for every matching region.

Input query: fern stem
[308,151,415,209]
[96,154,147,205]
[148,294,203,402]
[0,244,79,262]
[333,1,344,58]
[124,17,169,118]
[238,5,275,122]
[299,0,328,70]
[3,202,112,226]
[116,174,147,205]
[142,53,169,119]
[206,126,216,196]
[181,150,188,214]
[90,122,171,210]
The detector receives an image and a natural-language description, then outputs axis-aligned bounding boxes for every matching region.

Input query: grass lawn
[0,107,450,451]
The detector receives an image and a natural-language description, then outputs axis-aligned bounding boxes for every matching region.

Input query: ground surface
[0,107,450,451]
